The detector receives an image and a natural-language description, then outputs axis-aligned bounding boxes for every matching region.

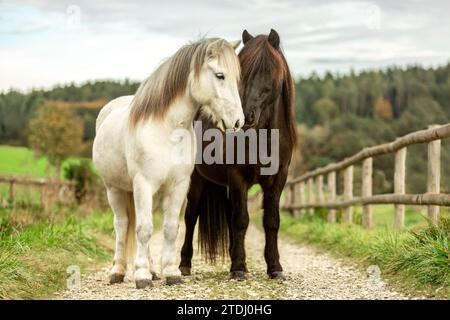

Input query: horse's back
[96,95,134,132]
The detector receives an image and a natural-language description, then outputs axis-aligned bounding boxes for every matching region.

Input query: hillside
[1,64,450,192]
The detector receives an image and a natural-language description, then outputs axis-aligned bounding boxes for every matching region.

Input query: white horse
[93,38,244,289]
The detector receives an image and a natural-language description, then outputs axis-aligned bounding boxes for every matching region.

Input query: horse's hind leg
[106,187,129,284]
[225,196,234,259]
[162,177,191,285]
[179,170,204,276]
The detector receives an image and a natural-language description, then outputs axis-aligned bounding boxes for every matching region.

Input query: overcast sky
[1,0,450,91]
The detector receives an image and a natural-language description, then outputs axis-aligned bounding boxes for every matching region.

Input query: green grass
[258,206,449,298]
[352,205,426,229]
[0,145,169,299]
[0,145,84,178]
[0,204,166,300]
[0,184,42,206]
[0,206,114,299]
[0,145,91,206]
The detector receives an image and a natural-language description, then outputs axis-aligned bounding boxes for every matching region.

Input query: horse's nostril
[234,119,240,129]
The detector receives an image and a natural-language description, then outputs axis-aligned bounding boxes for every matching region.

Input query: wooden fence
[256,124,450,229]
[0,175,76,209]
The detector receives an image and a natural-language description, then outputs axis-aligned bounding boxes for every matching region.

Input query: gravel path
[57,224,412,300]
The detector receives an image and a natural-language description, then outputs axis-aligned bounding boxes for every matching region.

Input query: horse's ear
[242,30,253,44]
[229,40,241,50]
[268,29,280,49]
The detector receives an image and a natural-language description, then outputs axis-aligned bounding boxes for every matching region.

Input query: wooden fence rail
[252,124,450,229]
[0,175,76,209]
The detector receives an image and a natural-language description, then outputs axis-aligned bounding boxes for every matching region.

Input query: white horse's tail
[125,192,136,269]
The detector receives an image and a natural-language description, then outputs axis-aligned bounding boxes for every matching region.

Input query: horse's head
[239,29,288,128]
[189,39,244,131]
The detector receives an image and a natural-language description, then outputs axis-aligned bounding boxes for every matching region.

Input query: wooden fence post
[362,158,373,229]
[343,166,354,223]
[327,171,336,223]
[40,184,46,209]
[297,182,305,217]
[307,177,314,215]
[427,125,441,225]
[283,185,291,209]
[317,175,324,204]
[250,191,262,212]
[257,192,263,211]
[394,148,407,229]
[9,181,15,202]
[289,184,296,216]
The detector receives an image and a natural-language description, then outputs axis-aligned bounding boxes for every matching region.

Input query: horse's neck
[266,97,283,131]
[161,94,198,131]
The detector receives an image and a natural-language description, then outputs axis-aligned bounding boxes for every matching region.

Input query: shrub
[63,161,106,207]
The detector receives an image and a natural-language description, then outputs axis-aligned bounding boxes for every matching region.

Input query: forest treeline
[295,63,450,194]
[1,63,449,193]
[0,80,139,148]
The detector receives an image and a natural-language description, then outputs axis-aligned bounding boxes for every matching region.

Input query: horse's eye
[215,73,225,80]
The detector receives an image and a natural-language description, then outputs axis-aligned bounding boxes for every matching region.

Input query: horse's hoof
[166,276,183,285]
[229,271,246,280]
[179,266,191,276]
[135,279,153,289]
[151,272,160,280]
[109,273,125,284]
[269,271,285,281]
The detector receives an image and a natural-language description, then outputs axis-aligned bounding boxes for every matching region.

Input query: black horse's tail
[198,180,230,263]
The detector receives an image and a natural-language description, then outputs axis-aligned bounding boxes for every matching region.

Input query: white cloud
[1,0,450,90]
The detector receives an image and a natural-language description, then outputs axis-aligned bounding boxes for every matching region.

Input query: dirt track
[57,224,413,300]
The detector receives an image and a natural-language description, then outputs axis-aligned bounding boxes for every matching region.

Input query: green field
[0,145,89,206]
[0,145,83,178]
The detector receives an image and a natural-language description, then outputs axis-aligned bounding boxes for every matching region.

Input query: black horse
[179,29,297,280]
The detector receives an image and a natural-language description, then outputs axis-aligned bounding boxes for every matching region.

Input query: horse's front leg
[261,173,287,280]
[133,174,154,289]
[162,177,190,285]
[229,182,249,280]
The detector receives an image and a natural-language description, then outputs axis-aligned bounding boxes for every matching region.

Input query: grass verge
[0,205,165,299]
[0,206,114,299]
[252,206,449,299]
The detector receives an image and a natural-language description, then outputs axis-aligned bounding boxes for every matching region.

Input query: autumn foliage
[374,97,393,120]
[28,101,84,176]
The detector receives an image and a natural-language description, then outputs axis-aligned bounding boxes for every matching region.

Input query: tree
[28,101,84,177]
[395,97,447,136]
[374,97,393,120]
[313,98,339,124]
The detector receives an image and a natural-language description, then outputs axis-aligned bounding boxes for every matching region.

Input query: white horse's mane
[129,38,240,127]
